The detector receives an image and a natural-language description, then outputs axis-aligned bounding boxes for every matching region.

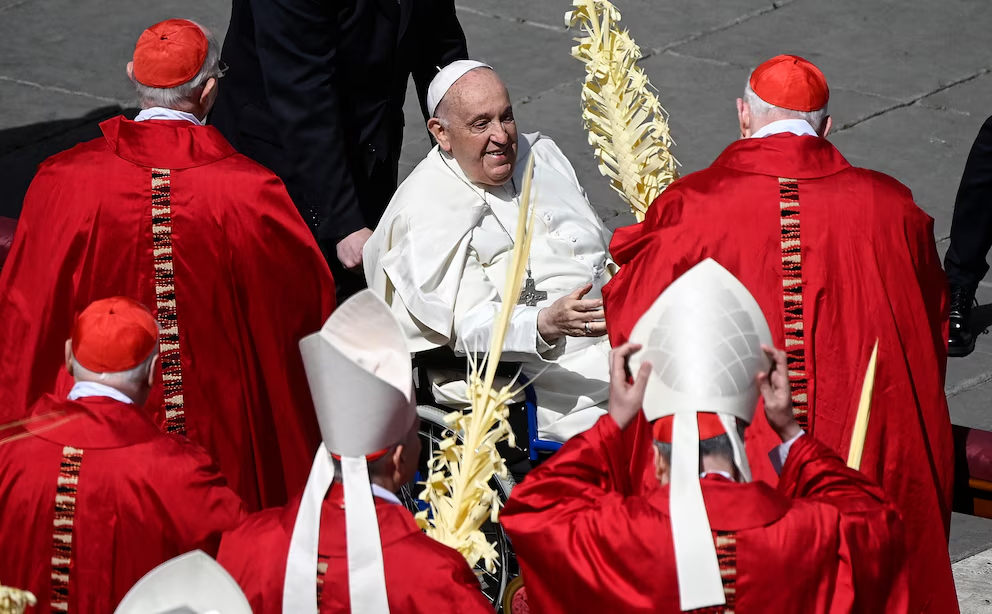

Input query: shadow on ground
[0,106,139,219]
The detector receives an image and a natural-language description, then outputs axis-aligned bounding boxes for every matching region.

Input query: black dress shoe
[949,285,977,357]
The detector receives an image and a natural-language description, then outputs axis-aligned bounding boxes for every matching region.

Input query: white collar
[67,381,135,405]
[750,119,818,139]
[134,107,203,126]
[370,483,401,506]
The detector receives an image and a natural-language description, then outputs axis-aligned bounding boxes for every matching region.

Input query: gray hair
[133,23,221,110]
[71,349,157,388]
[744,82,828,134]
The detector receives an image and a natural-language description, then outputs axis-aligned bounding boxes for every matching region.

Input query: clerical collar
[67,381,135,405]
[371,483,402,505]
[134,107,203,126]
[751,118,817,139]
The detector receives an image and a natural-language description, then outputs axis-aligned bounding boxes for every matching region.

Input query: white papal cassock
[363,132,613,442]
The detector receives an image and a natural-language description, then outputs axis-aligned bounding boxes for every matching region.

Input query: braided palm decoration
[416,155,537,572]
[566,0,679,222]
[0,583,36,614]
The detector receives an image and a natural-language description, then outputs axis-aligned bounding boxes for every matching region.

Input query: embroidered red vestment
[0,117,336,510]
[0,394,246,612]
[500,416,908,614]
[602,134,955,613]
[217,483,492,614]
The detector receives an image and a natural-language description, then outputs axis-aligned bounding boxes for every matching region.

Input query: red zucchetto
[132,19,208,89]
[652,414,728,443]
[749,54,829,112]
[72,297,158,373]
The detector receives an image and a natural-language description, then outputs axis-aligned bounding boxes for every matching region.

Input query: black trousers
[945,115,992,290]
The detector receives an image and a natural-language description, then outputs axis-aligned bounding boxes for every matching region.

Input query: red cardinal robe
[500,416,908,614]
[602,134,954,613]
[0,117,336,510]
[0,393,246,613]
[217,483,492,613]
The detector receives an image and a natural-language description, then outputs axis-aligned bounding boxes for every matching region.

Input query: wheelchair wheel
[399,404,518,610]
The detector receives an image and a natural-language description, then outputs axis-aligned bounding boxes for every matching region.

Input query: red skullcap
[72,297,158,373]
[749,54,829,112]
[652,414,728,444]
[133,19,208,88]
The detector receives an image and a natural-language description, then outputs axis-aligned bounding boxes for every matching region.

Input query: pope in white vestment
[363,61,614,442]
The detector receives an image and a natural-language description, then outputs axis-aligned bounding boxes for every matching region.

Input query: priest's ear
[820,115,834,138]
[64,339,74,376]
[736,97,751,140]
[427,116,453,154]
[126,61,135,84]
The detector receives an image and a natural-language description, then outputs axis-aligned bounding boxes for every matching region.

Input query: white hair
[72,349,157,388]
[744,83,828,134]
[133,23,221,110]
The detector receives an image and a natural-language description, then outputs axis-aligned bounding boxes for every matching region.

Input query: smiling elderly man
[364,60,613,443]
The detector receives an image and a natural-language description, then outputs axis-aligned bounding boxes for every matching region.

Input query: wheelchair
[399,347,562,611]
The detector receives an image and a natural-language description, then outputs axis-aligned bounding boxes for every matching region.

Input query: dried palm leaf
[566,0,679,222]
[847,340,879,470]
[0,583,36,614]
[417,155,538,572]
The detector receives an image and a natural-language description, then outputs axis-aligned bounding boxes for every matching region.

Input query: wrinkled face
[433,69,518,186]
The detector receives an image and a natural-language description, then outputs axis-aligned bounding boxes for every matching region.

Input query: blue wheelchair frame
[519,373,563,460]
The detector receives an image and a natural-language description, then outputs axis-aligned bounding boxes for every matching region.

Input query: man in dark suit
[944,116,992,357]
[212,0,468,300]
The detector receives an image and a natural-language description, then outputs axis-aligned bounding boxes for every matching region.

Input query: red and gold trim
[693,531,738,614]
[316,553,330,605]
[779,177,809,432]
[50,446,83,612]
[152,168,186,435]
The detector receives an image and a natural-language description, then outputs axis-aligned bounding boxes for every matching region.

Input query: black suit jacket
[212,0,467,242]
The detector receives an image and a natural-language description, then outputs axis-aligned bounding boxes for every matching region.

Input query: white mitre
[426,59,493,116]
[285,290,416,614]
[628,259,772,611]
[113,550,251,614]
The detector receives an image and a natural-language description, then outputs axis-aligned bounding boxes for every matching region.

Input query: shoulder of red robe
[750,54,829,112]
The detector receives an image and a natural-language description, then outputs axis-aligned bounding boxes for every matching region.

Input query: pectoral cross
[518,275,547,307]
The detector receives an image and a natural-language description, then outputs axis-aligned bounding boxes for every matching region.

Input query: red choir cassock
[217,483,492,613]
[0,117,336,510]
[500,416,908,613]
[602,134,954,612]
[0,393,246,613]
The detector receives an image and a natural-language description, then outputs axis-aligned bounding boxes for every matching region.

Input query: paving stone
[955,545,992,612]
[675,0,992,103]
[953,514,992,564]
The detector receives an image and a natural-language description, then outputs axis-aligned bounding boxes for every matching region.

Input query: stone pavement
[3,0,992,605]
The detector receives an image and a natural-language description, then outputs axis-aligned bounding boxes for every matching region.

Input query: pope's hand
[757,344,801,442]
[607,342,651,430]
[336,227,373,270]
[537,283,607,341]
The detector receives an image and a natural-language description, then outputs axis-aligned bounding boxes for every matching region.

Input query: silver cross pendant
[518,276,548,307]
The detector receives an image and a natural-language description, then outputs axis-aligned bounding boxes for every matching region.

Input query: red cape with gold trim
[0,394,245,612]
[217,483,491,613]
[0,117,336,510]
[603,134,955,613]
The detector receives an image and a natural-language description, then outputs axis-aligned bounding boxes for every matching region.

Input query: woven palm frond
[416,155,538,572]
[0,583,36,614]
[566,0,679,222]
